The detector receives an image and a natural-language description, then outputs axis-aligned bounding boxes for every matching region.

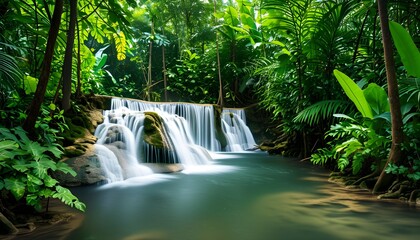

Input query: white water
[94,98,256,183]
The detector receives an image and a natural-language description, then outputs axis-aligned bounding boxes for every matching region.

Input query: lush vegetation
[1,0,420,232]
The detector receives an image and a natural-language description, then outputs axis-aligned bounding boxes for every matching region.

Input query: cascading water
[94,98,256,183]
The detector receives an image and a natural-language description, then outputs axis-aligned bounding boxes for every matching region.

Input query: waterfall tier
[95,98,256,182]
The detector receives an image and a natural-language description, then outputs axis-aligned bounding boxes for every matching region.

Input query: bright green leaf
[363,83,390,116]
[389,21,420,78]
[334,70,373,119]
[4,178,26,200]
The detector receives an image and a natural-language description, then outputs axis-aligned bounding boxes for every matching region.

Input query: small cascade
[94,98,256,182]
[222,109,257,151]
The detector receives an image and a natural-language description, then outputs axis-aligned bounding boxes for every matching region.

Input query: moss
[143,112,168,149]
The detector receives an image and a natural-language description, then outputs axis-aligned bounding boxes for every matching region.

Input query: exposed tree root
[378,180,410,199]
[352,170,380,186]
[409,189,420,203]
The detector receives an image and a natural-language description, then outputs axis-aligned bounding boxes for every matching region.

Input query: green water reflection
[62,153,420,239]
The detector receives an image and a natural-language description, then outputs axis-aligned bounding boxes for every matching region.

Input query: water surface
[34,153,420,239]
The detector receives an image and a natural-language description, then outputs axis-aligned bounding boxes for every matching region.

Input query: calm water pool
[19,152,420,240]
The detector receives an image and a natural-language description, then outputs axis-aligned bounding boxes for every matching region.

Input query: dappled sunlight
[253,192,386,240]
[253,188,420,240]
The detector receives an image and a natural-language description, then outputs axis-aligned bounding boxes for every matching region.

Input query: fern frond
[293,100,351,126]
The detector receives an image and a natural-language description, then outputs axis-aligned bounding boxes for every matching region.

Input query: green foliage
[0,49,23,91]
[311,120,391,175]
[81,45,115,95]
[389,21,420,78]
[386,121,420,182]
[386,162,420,182]
[166,49,218,103]
[333,70,373,119]
[293,100,352,126]
[0,126,85,212]
[363,83,390,116]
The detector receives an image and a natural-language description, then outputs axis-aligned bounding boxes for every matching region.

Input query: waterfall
[95,98,256,182]
[222,109,256,151]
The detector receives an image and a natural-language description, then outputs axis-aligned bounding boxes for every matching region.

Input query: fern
[293,100,351,126]
[0,126,86,212]
[311,148,333,166]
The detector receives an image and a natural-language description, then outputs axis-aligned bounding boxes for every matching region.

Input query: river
[17,152,420,240]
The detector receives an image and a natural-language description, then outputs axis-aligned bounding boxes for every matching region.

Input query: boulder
[54,146,106,187]
[143,112,169,149]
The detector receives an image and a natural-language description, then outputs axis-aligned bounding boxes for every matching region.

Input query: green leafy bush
[311,119,390,174]
[0,126,85,212]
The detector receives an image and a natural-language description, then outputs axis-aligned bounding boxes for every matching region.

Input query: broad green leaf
[29,161,49,179]
[56,162,77,176]
[26,141,45,160]
[23,75,38,94]
[363,83,390,116]
[4,178,26,200]
[46,145,63,159]
[49,103,57,111]
[43,174,58,188]
[352,155,364,175]
[53,186,86,212]
[38,188,54,198]
[0,140,18,161]
[374,112,391,123]
[334,70,373,119]
[12,159,31,172]
[0,127,18,141]
[0,180,4,190]
[0,140,18,151]
[389,21,420,78]
[27,174,43,186]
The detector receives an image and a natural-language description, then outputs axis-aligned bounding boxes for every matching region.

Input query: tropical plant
[311,118,390,175]
[0,123,85,212]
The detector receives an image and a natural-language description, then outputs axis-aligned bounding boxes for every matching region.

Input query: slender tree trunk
[76,19,82,98]
[352,10,369,64]
[32,0,39,77]
[147,20,154,101]
[162,29,168,102]
[22,0,64,135]
[213,0,223,108]
[61,0,77,112]
[373,0,404,194]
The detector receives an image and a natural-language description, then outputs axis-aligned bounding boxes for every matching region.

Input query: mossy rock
[143,112,169,149]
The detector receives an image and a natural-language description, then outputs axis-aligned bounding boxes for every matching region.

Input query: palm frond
[293,100,352,126]
[0,50,23,91]
[400,78,420,105]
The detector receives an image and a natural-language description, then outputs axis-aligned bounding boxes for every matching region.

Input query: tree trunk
[147,20,154,101]
[76,19,82,98]
[61,0,77,112]
[373,0,404,194]
[22,0,64,135]
[213,0,223,108]
[162,40,168,102]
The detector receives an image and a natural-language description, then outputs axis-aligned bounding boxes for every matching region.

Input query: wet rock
[53,146,106,187]
[143,112,168,149]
